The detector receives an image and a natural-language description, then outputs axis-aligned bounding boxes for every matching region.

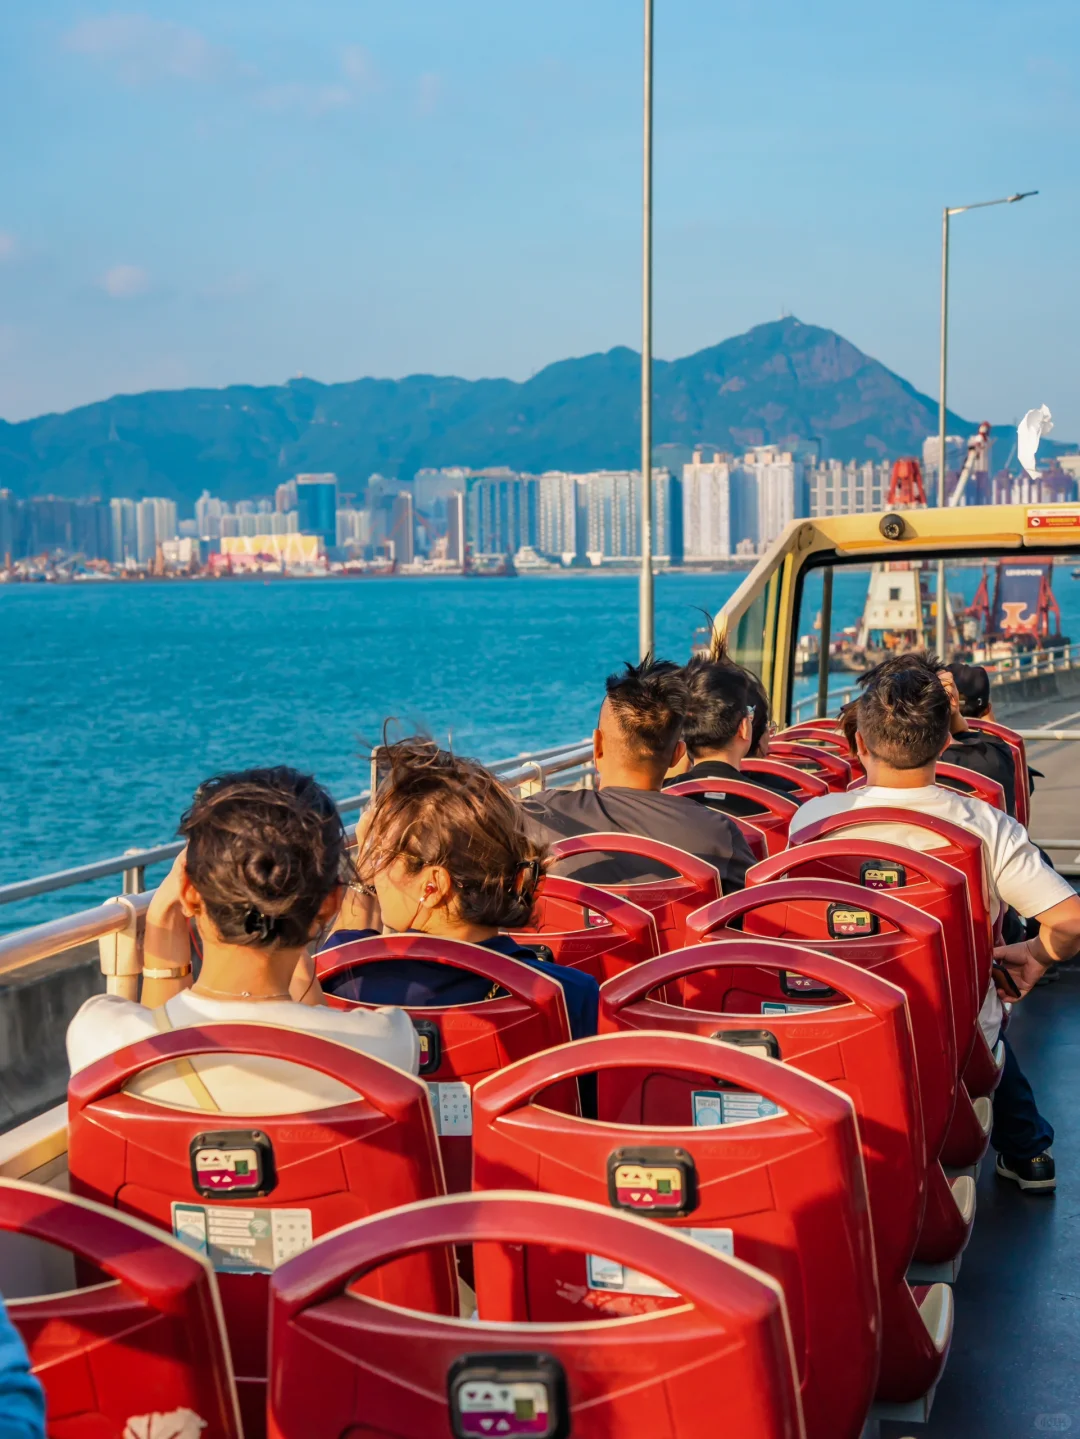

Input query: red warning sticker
[1027,508,1080,530]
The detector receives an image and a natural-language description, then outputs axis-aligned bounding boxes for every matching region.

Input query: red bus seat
[969,717,1030,826]
[689,877,973,1267]
[316,934,576,1191]
[776,726,866,782]
[742,759,831,801]
[547,833,720,951]
[268,1191,806,1439]
[0,1177,242,1439]
[764,741,853,791]
[471,1032,878,1439]
[68,1024,453,1437]
[511,873,661,982]
[791,807,1004,1115]
[598,938,951,1404]
[665,779,798,856]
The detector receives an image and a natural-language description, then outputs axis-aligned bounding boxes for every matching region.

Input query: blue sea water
[1,572,745,930]
[6,561,1080,932]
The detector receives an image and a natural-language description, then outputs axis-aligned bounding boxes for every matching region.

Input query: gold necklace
[191,984,293,1001]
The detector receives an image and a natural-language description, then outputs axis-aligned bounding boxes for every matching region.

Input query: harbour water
[3,572,744,929]
[7,560,1080,931]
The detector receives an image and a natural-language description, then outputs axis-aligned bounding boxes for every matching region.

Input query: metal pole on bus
[638,0,655,661]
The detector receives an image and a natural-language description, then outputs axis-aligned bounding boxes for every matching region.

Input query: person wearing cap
[940,662,1024,818]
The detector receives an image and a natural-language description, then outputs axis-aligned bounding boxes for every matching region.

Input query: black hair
[681,656,757,758]
[603,655,688,765]
[180,767,346,949]
[855,653,950,769]
[690,624,774,757]
[946,662,991,717]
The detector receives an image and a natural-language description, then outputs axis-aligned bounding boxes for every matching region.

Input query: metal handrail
[792,640,1080,724]
[0,739,594,910]
[0,892,153,978]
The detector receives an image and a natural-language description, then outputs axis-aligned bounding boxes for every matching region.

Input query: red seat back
[512,873,661,981]
[776,727,865,781]
[68,1024,453,1434]
[316,934,576,1190]
[665,780,798,856]
[547,833,720,951]
[969,717,1030,825]
[765,742,853,791]
[742,759,830,801]
[268,1191,805,1439]
[471,1033,878,1439]
[0,1177,242,1439]
[793,805,995,1010]
[597,940,925,1323]
[688,877,957,1161]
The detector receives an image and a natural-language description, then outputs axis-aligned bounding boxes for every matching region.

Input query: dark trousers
[990,1032,1054,1160]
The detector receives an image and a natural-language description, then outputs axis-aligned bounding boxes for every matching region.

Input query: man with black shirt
[662,656,800,815]
[940,663,1021,817]
[521,657,756,888]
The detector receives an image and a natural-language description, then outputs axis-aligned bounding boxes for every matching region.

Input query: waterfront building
[336,508,371,549]
[467,474,537,556]
[727,446,807,553]
[109,498,137,563]
[538,472,587,563]
[414,467,470,512]
[275,479,298,513]
[195,491,227,541]
[296,473,339,548]
[808,460,889,518]
[391,493,415,565]
[682,451,733,560]
[447,491,466,565]
[0,489,18,564]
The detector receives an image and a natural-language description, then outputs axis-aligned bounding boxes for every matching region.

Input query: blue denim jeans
[990,1031,1054,1160]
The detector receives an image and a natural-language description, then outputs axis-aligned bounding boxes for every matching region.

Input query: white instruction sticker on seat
[693,1089,783,1126]
[171,1202,313,1274]
[587,1229,734,1296]
[428,1081,472,1136]
[762,1000,820,1015]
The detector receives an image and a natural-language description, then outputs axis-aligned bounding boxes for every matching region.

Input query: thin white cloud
[255,81,352,115]
[63,13,232,86]
[101,264,149,298]
[0,232,15,261]
[341,45,380,94]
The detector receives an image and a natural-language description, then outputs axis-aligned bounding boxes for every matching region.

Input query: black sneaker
[996,1150,1056,1192]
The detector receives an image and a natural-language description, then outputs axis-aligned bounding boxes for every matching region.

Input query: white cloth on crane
[1018,404,1053,479]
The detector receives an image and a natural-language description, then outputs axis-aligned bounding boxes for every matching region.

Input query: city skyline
[1,2,1078,433]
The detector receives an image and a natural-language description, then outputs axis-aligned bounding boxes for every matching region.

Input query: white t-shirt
[67,991,420,1114]
[788,783,1076,1047]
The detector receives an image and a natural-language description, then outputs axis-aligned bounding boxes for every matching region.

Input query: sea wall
[0,943,103,1131]
[994,666,1080,722]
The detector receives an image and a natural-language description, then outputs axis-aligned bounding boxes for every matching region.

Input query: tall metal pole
[937,205,949,510]
[638,0,655,661]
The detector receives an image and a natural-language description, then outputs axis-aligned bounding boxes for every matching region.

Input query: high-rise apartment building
[467,475,537,556]
[538,472,587,562]
[391,493,415,565]
[682,451,734,560]
[729,447,807,554]
[109,498,137,563]
[447,491,466,565]
[296,473,339,548]
[0,490,17,564]
[808,460,889,518]
[195,491,227,540]
[275,479,298,513]
[584,471,639,561]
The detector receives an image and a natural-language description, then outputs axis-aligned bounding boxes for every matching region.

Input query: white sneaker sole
[996,1161,1057,1192]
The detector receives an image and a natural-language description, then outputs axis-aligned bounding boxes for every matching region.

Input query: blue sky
[1,0,1078,435]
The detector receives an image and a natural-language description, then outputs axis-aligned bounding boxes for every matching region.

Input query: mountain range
[0,318,1055,506]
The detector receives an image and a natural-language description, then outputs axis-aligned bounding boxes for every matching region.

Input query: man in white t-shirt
[67,988,419,1114]
[789,654,1080,1192]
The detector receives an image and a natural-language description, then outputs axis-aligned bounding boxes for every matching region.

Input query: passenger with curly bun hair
[320,739,599,1039]
[66,767,418,1113]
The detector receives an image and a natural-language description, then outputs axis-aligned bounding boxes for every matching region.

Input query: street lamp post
[934,190,1036,660]
[639,0,655,661]
[937,191,1037,509]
